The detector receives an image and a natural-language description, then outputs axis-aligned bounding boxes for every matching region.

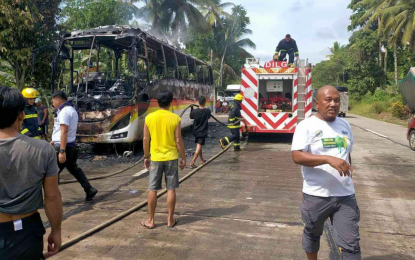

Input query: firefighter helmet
[21,88,38,99]
[234,94,243,101]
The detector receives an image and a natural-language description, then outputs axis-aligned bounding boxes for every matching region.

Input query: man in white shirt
[292,86,361,260]
[51,91,98,201]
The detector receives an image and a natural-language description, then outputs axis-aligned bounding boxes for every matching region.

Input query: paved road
[346,113,409,148]
[41,115,415,260]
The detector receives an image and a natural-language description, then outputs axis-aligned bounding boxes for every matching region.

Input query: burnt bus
[50,26,215,143]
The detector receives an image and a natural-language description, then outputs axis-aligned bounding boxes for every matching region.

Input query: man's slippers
[141,221,155,229]
[167,219,178,229]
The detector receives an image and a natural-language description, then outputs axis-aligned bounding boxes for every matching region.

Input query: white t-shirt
[52,106,78,145]
[291,116,355,197]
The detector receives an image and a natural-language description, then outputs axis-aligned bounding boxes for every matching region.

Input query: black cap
[286,34,291,38]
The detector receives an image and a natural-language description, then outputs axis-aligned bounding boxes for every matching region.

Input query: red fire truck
[240,58,313,134]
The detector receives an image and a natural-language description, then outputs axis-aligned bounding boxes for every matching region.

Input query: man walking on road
[189,96,211,168]
[292,85,361,260]
[141,90,186,229]
[0,85,63,259]
[51,91,98,201]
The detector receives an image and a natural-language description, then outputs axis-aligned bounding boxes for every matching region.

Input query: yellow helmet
[234,94,243,101]
[21,88,38,99]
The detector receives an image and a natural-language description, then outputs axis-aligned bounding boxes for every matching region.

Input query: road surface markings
[132,169,148,177]
[364,129,388,138]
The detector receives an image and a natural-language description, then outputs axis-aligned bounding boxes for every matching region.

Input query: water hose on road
[180,104,249,136]
[59,158,145,184]
[49,144,232,257]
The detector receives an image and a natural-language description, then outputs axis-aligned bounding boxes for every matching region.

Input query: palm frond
[231,38,256,49]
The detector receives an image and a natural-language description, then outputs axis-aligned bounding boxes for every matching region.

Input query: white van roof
[226,85,242,91]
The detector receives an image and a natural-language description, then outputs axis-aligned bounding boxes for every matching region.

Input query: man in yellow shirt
[141,90,186,229]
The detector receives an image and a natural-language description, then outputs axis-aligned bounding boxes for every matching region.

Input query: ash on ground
[75,122,229,172]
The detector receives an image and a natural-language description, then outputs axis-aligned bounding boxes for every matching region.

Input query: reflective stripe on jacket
[227,102,242,129]
[276,38,299,55]
[21,105,40,138]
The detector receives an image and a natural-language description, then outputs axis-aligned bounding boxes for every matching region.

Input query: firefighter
[21,88,42,139]
[274,34,299,66]
[219,94,243,151]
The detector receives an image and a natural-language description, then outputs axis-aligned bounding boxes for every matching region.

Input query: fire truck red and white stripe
[240,59,313,134]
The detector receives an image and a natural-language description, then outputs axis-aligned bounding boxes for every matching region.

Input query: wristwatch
[59,149,66,154]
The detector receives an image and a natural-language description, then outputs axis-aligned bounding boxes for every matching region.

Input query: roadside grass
[349,98,410,127]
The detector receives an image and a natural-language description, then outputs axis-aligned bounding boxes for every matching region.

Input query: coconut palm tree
[377,0,415,84]
[135,0,164,35]
[356,0,391,68]
[215,5,256,87]
[136,0,212,47]
[326,41,346,58]
[200,0,234,28]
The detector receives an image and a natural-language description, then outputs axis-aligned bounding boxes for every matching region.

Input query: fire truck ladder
[297,59,307,123]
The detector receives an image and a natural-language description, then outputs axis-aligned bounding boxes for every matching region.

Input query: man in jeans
[51,91,98,201]
[0,85,63,259]
[189,96,211,168]
[292,86,361,260]
[141,90,186,229]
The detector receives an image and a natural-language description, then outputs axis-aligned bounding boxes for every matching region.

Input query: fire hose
[60,103,247,185]
[48,144,232,257]
[179,104,249,139]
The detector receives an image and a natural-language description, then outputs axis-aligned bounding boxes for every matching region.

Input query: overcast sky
[135,0,353,65]
[234,0,353,65]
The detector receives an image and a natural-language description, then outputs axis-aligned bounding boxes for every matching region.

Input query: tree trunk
[219,48,227,87]
[378,17,382,68]
[14,67,22,90]
[379,42,383,67]
[394,42,398,85]
[384,47,388,88]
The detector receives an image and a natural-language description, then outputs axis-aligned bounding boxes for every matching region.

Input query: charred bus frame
[51,26,215,143]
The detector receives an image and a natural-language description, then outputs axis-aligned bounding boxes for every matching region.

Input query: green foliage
[372,89,389,101]
[391,101,409,118]
[186,4,255,89]
[372,101,387,114]
[61,0,137,31]
[136,0,211,46]
[0,0,61,90]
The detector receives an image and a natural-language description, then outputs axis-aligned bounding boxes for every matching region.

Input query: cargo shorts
[300,193,361,259]
[149,160,179,191]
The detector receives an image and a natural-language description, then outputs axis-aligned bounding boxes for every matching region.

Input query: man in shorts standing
[292,85,361,260]
[141,90,186,229]
[189,96,211,168]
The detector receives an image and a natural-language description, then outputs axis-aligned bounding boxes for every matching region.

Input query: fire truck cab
[241,58,313,134]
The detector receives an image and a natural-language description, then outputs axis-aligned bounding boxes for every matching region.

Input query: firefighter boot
[234,143,241,151]
[219,137,230,149]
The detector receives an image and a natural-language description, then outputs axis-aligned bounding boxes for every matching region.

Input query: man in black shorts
[189,96,211,168]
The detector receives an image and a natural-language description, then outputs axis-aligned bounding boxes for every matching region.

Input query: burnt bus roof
[62,25,211,68]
